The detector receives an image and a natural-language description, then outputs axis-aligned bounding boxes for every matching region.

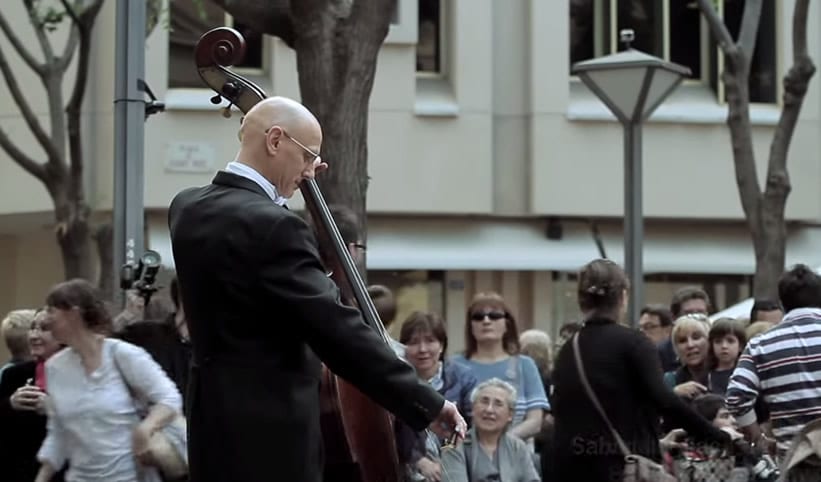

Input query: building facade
[2,0,821,358]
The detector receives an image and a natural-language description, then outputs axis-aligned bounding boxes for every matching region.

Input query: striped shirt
[726,307,821,451]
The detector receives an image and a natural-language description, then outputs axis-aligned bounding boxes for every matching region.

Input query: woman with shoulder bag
[34,279,185,482]
[552,259,742,482]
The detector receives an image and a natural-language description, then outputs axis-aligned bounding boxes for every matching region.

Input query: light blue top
[449,354,550,424]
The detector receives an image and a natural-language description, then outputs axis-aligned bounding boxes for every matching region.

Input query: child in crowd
[706,318,747,395]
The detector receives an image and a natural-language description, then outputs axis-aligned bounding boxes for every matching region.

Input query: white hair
[470,377,517,411]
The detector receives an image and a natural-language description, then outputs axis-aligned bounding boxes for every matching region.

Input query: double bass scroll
[194,27,402,482]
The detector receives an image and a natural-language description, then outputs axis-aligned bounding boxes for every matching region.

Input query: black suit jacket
[0,362,64,482]
[169,171,445,482]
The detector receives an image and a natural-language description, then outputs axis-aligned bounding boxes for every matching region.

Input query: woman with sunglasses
[450,292,549,444]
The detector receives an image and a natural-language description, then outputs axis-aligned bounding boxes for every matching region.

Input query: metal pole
[112,0,146,309]
[624,121,643,328]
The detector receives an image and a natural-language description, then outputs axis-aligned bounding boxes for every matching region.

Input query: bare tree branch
[696,0,736,54]
[55,0,82,72]
[697,0,761,230]
[0,10,43,74]
[765,0,815,199]
[60,0,81,26]
[0,45,62,164]
[737,0,763,60]
[213,0,296,48]
[0,127,48,183]
[792,0,811,63]
[23,0,56,66]
[65,0,104,203]
[57,23,80,72]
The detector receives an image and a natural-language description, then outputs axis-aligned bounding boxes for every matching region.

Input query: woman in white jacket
[34,279,183,482]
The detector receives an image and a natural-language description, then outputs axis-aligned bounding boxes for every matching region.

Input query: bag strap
[572,332,631,457]
[110,340,140,404]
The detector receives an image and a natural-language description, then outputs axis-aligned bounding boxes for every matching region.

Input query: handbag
[111,341,189,479]
[572,332,676,482]
[673,451,745,482]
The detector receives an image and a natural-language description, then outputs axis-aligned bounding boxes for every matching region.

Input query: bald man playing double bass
[168,97,465,482]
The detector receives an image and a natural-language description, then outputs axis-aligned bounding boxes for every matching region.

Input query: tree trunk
[751,208,785,299]
[55,204,94,281]
[292,1,395,245]
[94,223,114,300]
[699,0,815,300]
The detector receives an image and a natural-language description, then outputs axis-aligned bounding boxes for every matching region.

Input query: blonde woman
[0,309,35,378]
[0,309,65,481]
[663,314,712,399]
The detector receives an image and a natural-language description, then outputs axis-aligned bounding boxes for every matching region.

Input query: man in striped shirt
[726,264,821,455]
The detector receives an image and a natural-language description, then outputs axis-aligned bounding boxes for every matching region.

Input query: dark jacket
[0,361,64,482]
[552,318,731,482]
[169,171,445,482]
[115,314,192,415]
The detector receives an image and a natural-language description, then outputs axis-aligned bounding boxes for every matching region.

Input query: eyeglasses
[282,129,320,163]
[470,311,506,322]
[639,323,662,332]
[259,126,321,163]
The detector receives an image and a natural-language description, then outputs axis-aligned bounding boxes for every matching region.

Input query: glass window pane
[417,0,441,73]
[168,0,264,89]
[616,0,663,56]
[570,0,596,64]
[669,0,702,79]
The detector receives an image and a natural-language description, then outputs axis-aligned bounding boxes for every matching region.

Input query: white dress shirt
[225,161,288,206]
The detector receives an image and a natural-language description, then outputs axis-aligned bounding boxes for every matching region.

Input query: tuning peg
[221,105,232,118]
[210,94,222,105]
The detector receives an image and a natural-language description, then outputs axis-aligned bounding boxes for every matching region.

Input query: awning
[146,214,821,274]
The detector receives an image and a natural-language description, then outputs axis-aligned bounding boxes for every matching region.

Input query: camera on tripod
[120,250,163,305]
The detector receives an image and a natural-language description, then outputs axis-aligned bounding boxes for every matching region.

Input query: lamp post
[572,29,690,327]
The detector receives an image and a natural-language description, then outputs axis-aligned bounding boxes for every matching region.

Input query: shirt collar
[224,161,288,206]
[782,307,821,323]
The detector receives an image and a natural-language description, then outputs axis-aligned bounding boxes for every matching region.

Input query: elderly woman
[451,292,549,442]
[663,314,712,399]
[34,279,184,482]
[440,378,540,482]
[399,311,477,481]
[0,308,65,481]
[519,329,553,398]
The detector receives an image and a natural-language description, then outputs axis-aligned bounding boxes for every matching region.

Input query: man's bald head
[240,96,320,145]
[234,96,323,199]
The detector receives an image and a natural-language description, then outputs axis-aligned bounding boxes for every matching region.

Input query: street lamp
[572,29,691,327]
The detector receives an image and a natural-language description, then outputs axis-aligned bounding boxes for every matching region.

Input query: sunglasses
[470,311,506,322]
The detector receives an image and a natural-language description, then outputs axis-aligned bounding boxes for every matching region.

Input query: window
[569,0,777,103]
[417,0,444,75]
[169,0,265,89]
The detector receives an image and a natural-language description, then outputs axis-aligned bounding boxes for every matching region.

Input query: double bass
[194,28,402,482]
